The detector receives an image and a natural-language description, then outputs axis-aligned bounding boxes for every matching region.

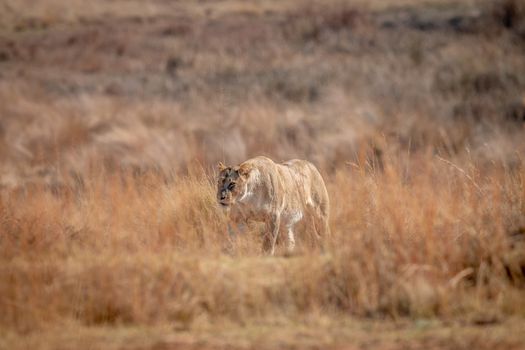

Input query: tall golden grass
[1,148,524,336]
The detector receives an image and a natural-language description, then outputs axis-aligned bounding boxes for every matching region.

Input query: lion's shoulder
[243,156,275,168]
[241,156,278,177]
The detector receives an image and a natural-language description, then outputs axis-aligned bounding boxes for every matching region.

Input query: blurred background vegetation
[0,0,524,185]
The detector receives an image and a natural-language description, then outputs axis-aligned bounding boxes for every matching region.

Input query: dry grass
[1,152,524,348]
[1,0,525,349]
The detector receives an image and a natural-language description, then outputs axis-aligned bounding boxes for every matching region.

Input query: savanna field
[1,0,525,349]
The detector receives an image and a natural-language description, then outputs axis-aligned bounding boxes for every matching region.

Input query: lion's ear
[237,163,253,177]
[218,162,227,172]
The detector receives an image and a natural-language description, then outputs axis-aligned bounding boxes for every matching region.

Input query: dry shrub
[492,0,525,31]
[282,3,366,43]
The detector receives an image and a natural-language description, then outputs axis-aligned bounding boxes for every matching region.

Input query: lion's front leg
[228,221,246,237]
[286,225,295,253]
[224,208,247,253]
[263,213,281,255]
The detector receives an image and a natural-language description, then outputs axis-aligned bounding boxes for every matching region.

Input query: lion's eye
[228,183,236,190]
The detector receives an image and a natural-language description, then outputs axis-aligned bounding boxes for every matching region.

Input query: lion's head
[216,162,253,207]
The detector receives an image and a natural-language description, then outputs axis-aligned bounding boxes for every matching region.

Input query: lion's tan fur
[217,156,330,254]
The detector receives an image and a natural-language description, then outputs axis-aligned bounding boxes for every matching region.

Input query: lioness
[216,156,330,255]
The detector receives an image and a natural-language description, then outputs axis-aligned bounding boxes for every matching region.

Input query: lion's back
[239,156,329,217]
[281,159,330,216]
